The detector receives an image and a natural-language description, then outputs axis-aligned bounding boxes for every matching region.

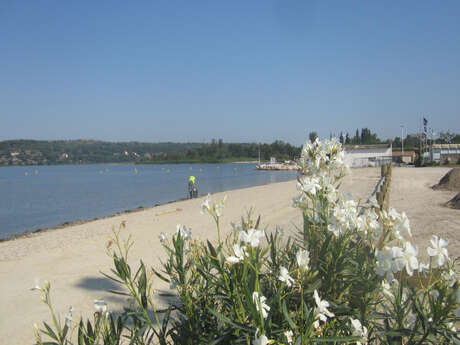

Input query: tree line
[2,129,458,166]
[0,139,301,166]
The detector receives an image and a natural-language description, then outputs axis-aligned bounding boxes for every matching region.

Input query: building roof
[432,144,460,149]
[392,151,416,157]
[344,144,391,151]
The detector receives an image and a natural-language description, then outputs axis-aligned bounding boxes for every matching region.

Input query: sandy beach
[1,167,459,345]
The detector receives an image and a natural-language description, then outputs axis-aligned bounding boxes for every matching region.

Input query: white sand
[0,167,458,345]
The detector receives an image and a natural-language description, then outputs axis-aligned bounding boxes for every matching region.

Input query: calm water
[0,163,297,239]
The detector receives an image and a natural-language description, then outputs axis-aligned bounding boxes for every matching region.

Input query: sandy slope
[389,167,460,259]
[1,167,458,345]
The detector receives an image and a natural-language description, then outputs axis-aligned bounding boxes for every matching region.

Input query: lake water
[0,163,298,239]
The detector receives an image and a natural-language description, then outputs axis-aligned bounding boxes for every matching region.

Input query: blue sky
[1,1,459,145]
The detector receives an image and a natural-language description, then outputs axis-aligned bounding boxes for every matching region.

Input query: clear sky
[1,1,459,145]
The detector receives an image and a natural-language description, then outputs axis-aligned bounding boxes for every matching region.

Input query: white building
[429,144,460,163]
[343,144,392,167]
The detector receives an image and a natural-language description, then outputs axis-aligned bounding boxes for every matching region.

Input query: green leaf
[282,300,296,330]
[107,289,131,296]
[208,308,254,332]
[41,322,58,341]
[152,268,171,283]
[311,336,361,342]
[207,240,217,258]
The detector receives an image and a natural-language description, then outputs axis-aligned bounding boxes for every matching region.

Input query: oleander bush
[34,138,459,345]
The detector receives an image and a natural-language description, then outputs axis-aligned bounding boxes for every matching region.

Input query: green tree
[309,131,318,142]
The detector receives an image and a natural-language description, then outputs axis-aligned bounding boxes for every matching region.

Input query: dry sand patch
[390,167,460,259]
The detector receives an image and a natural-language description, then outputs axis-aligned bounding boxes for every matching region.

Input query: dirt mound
[432,168,460,191]
[446,192,460,209]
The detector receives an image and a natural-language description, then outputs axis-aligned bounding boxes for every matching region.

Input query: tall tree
[354,129,360,144]
[309,131,318,142]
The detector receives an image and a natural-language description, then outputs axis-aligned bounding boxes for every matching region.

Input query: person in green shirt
[188,175,198,198]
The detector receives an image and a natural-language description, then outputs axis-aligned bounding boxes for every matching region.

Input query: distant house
[392,151,416,164]
[429,144,460,163]
[343,144,392,167]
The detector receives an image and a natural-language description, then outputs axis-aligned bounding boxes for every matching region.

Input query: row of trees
[0,139,301,165]
[309,128,382,146]
[392,131,460,151]
[145,140,301,163]
[2,129,458,165]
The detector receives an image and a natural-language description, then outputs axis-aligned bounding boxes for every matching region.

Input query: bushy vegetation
[33,138,459,345]
[0,139,300,165]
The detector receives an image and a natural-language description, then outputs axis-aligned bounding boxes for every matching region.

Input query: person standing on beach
[188,175,198,198]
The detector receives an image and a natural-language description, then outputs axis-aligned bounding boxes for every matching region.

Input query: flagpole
[420,116,422,165]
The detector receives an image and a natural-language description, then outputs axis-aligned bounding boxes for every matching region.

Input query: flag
[423,117,428,133]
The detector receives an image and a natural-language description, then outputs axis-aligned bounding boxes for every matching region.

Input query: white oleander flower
[200,194,212,214]
[278,267,295,287]
[313,290,334,328]
[226,244,246,264]
[284,330,294,344]
[418,261,429,273]
[376,247,402,281]
[253,291,270,318]
[442,268,459,287]
[395,242,418,276]
[254,329,269,345]
[350,318,368,345]
[394,212,412,238]
[299,176,321,195]
[31,278,42,291]
[176,224,192,241]
[65,306,73,327]
[214,203,224,217]
[296,249,310,270]
[158,232,167,243]
[427,235,449,267]
[381,281,394,300]
[94,299,107,313]
[239,229,265,248]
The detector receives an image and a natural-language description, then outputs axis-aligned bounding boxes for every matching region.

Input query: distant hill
[0,140,204,165]
[0,139,301,166]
